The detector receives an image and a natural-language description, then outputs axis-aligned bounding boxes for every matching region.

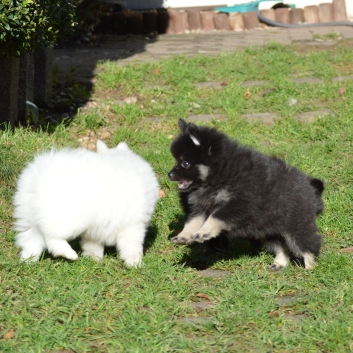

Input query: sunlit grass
[1,42,353,352]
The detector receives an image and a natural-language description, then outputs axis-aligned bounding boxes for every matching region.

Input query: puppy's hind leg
[116,224,146,267]
[16,227,45,262]
[80,234,104,261]
[263,239,290,271]
[283,232,321,270]
[303,252,316,270]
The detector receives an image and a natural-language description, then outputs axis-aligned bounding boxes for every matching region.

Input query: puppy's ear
[178,119,188,132]
[178,119,202,146]
[116,142,130,151]
[96,139,109,153]
[187,123,201,146]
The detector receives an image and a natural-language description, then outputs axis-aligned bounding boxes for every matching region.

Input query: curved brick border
[96,0,349,35]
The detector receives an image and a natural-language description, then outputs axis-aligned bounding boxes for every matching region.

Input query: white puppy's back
[13,140,159,266]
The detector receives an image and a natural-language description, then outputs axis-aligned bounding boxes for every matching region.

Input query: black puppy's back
[169,119,324,270]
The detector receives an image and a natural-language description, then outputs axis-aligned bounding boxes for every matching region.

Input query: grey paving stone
[240,80,270,87]
[283,313,307,323]
[198,269,230,278]
[339,28,353,39]
[291,35,314,42]
[190,301,214,311]
[264,37,292,45]
[53,29,330,79]
[187,114,227,122]
[289,77,323,85]
[146,116,164,123]
[194,82,224,89]
[310,41,338,48]
[177,317,212,324]
[276,294,297,307]
[332,75,353,82]
[241,112,282,125]
[294,110,335,123]
[260,88,276,97]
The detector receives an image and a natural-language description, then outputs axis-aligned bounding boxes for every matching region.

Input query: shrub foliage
[0,0,76,57]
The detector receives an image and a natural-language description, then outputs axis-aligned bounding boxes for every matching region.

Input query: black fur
[168,119,324,271]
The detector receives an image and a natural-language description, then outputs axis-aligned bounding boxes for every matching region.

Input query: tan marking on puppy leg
[269,244,290,271]
[303,252,316,270]
[192,216,230,243]
[274,249,290,267]
[172,215,205,244]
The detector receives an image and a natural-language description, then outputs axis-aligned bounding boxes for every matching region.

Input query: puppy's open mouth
[178,180,193,190]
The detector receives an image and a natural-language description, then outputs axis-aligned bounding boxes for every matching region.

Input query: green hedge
[75,0,105,35]
[0,0,76,57]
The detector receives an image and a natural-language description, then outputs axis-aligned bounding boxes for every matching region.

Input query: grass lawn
[0,41,353,352]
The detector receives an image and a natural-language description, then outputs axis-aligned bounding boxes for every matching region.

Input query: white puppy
[13,140,159,266]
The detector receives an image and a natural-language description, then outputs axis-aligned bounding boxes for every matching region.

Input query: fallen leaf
[196,293,210,300]
[269,310,279,318]
[158,190,166,198]
[220,81,228,86]
[153,68,160,75]
[244,89,251,99]
[337,86,345,95]
[167,134,174,139]
[3,329,15,340]
[340,246,353,253]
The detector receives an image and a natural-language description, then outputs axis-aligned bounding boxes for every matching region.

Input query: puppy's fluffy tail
[309,178,324,215]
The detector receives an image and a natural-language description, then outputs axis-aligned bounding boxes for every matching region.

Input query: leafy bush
[0,0,76,57]
[74,0,105,35]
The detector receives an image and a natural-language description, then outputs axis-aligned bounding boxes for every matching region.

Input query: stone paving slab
[294,109,335,122]
[187,114,227,123]
[198,269,231,278]
[240,80,270,87]
[190,301,214,311]
[194,82,225,89]
[241,112,281,125]
[54,26,353,78]
[332,74,353,82]
[177,317,212,324]
[289,77,323,84]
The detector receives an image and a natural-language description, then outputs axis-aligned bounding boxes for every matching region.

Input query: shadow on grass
[178,238,263,271]
[45,34,160,128]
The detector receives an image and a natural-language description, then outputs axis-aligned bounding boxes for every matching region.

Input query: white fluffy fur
[13,140,159,267]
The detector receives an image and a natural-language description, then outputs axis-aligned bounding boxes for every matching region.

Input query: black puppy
[168,119,324,271]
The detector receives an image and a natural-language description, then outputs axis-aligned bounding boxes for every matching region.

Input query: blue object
[215,0,282,14]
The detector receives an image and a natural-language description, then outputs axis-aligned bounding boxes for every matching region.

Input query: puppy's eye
[181,161,191,169]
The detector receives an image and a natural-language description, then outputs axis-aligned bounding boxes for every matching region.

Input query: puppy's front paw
[171,233,193,245]
[58,250,78,261]
[192,232,212,243]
